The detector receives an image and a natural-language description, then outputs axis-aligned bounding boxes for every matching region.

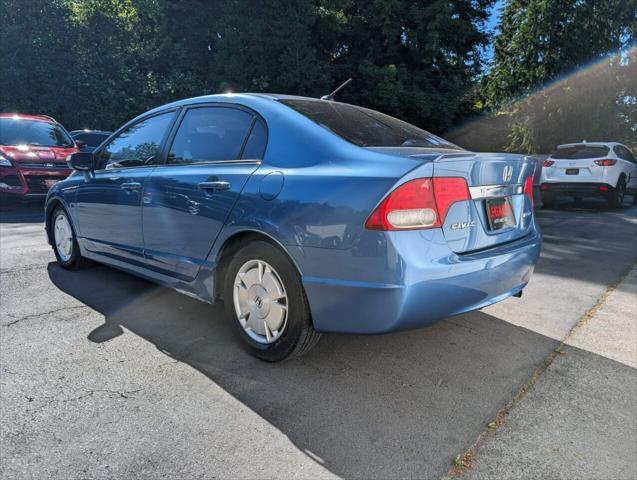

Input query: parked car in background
[45,93,541,361]
[0,113,78,198]
[70,130,112,153]
[540,142,637,208]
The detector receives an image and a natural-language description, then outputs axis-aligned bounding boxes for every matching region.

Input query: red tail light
[523,175,534,209]
[594,159,617,166]
[599,185,609,192]
[543,160,555,167]
[540,184,550,191]
[365,177,470,230]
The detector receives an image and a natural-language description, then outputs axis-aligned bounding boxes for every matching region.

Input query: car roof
[151,92,321,108]
[127,93,332,129]
[0,113,58,123]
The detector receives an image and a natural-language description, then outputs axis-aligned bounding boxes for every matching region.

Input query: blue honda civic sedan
[45,93,542,361]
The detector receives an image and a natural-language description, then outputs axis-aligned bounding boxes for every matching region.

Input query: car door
[75,110,176,263]
[142,104,266,281]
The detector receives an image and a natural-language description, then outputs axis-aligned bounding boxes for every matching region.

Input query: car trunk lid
[366,148,536,254]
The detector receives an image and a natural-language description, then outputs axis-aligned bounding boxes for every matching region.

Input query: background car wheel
[51,206,92,270]
[223,240,320,362]
[608,177,626,208]
[541,192,555,209]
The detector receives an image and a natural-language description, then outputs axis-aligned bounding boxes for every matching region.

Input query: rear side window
[552,145,609,159]
[168,107,254,164]
[280,99,460,149]
[613,145,636,163]
[241,119,267,159]
[102,111,174,169]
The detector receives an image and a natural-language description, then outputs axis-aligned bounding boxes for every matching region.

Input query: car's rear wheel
[608,177,626,208]
[51,206,92,270]
[223,240,320,361]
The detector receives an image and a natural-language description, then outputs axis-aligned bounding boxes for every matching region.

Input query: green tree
[0,0,77,122]
[481,0,636,152]
[315,0,494,132]
[1,0,495,134]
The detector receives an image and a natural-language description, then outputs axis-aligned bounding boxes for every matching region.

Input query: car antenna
[320,78,353,101]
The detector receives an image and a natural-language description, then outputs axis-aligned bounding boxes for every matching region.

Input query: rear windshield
[281,99,460,149]
[0,118,74,147]
[552,145,609,159]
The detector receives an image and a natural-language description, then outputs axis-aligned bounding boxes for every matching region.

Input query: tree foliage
[2,0,633,154]
[1,0,493,133]
[474,0,637,152]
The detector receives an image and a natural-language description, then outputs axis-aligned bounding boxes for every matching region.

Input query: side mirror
[75,140,87,149]
[67,151,95,171]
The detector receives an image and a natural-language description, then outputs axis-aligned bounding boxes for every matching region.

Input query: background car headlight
[0,153,13,167]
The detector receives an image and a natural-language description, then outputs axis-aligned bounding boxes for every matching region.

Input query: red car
[0,113,79,198]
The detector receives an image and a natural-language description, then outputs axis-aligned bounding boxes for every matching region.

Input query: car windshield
[0,118,74,147]
[552,145,609,159]
[280,99,461,149]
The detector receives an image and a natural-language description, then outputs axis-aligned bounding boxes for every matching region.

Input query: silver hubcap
[233,259,288,344]
[54,213,73,262]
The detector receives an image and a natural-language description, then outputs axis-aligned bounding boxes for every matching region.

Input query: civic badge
[451,221,476,230]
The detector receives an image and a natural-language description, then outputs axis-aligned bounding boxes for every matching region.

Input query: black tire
[50,206,93,270]
[223,240,320,361]
[541,192,555,209]
[608,177,626,208]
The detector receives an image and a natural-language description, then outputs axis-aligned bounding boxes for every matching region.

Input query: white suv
[540,142,637,208]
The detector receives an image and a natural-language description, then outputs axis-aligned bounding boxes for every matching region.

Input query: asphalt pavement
[1,197,636,479]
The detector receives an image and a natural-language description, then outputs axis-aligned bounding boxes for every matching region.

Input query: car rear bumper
[540,182,612,196]
[299,226,542,334]
[0,166,71,196]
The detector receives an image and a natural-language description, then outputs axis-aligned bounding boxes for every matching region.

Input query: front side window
[101,112,174,169]
[0,118,74,147]
[168,107,254,164]
[280,99,461,149]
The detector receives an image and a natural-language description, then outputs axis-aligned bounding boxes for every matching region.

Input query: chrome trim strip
[469,184,524,200]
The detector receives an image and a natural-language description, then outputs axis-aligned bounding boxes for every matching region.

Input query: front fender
[44,180,80,244]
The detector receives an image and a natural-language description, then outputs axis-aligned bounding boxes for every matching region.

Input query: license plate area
[486,196,516,231]
[565,168,579,175]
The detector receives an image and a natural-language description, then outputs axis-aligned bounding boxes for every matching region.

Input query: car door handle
[198,181,230,192]
[121,182,142,191]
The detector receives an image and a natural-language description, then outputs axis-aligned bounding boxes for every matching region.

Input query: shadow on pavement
[534,200,637,284]
[48,261,558,479]
[0,198,45,224]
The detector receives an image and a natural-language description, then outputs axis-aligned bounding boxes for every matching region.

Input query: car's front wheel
[223,240,320,361]
[608,177,626,208]
[51,206,92,270]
